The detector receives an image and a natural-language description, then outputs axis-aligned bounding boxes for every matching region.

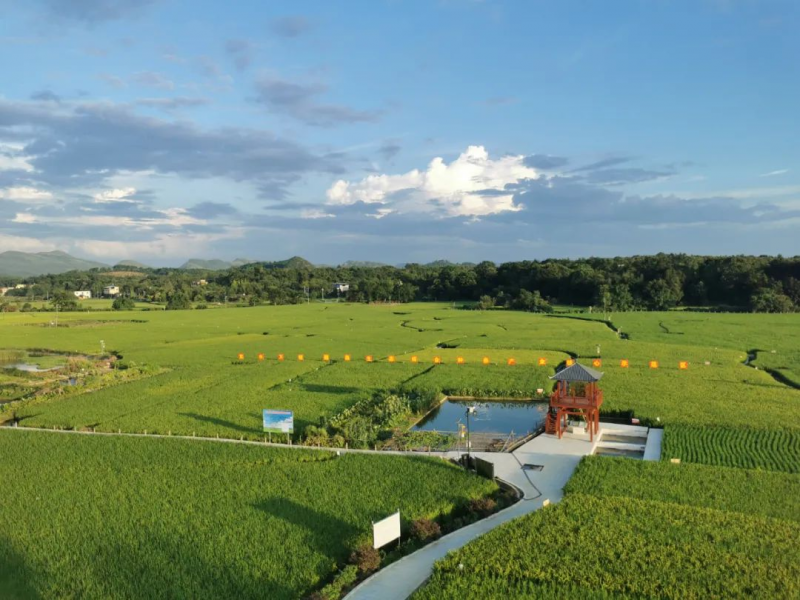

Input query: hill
[340,261,389,268]
[0,251,108,277]
[114,260,150,269]
[237,256,315,271]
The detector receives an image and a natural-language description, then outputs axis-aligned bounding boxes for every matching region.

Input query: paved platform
[344,431,596,600]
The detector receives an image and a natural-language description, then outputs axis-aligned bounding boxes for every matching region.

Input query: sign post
[372,511,401,549]
[263,410,294,443]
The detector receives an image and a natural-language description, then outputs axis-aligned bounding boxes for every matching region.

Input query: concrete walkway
[344,432,597,600]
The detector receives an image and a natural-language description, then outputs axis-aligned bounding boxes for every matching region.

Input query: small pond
[413,399,547,435]
[2,363,63,373]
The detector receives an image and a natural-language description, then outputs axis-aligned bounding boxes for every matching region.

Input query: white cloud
[10,208,206,230]
[301,208,335,219]
[0,187,53,202]
[326,145,539,217]
[0,233,56,252]
[73,229,244,259]
[0,144,34,172]
[93,187,137,202]
[12,212,38,223]
[759,169,789,178]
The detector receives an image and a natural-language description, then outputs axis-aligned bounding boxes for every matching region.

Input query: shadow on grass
[252,497,360,563]
[177,412,257,434]
[0,537,42,599]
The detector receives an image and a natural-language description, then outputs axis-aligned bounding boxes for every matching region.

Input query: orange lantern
[277,353,284,361]
[237,353,244,361]
[322,353,330,362]
[592,359,602,368]
[482,356,490,365]
[679,361,689,370]
[257,353,265,361]
[538,357,547,366]
[566,358,575,366]
[388,355,396,363]
[365,355,373,363]
[344,354,351,362]
[297,354,304,362]
[620,359,629,368]
[649,360,659,369]
[507,358,516,366]
[410,355,419,364]
[456,356,464,365]
[433,356,442,364]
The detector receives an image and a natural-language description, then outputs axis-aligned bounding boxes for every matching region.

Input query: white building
[103,285,120,297]
[74,290,92,300]
[333,283,350,293]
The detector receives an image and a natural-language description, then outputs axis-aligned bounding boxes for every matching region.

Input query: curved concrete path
[345,432,597,600]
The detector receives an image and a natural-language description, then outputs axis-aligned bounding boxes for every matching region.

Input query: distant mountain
[237,256,315,271]
[114,260,150,269]
[180,257,258,270]
[180,259,235,270]
[0,251,108,277]
[340,261,389,268]
[420,260,476,268]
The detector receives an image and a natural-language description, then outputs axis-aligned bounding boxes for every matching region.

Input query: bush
[410,518,442,541]
[468,497,497,517]
[112,297,136,311]
[312,565,359,600]
[349,544,381,574]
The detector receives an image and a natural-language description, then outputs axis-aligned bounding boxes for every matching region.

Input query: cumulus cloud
[326,146,538,217]
[0,98,336,197]
[225,39,253,71]
[0,186,53,202]
[270,16,312,38]
[30,90,62,103]
[254,77,381,127]
[131,71,174,90]
[39,0,159,24]
[135,97,209,111]
[93,187,137,202]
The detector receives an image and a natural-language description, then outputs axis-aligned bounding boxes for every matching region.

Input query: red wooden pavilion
[545,362,604,442]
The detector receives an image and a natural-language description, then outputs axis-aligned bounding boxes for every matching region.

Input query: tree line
[1,254,798,313]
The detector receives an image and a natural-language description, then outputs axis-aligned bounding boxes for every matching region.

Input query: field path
[344,433,594,600]
[3,426,596,600]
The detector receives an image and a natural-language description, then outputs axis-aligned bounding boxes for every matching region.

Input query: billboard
[373,511,401,549]
[263,410,294,434]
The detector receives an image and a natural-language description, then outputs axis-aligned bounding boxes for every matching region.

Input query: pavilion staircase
[545,411,558,435]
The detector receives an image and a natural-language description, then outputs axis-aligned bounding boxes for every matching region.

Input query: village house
[103,285,120,297]
[333,283,350,293]
[74,291,92,300]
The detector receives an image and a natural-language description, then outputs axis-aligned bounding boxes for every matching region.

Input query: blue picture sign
[263,409,294,434]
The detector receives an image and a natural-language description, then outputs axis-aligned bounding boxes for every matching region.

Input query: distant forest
[2,254,799,313]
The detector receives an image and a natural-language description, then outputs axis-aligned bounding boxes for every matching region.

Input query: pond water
[413,399,547,435]
[2,363,63,373]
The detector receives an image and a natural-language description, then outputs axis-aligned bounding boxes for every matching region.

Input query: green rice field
[2,302,799,598]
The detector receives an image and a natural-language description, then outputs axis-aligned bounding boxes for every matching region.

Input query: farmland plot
[0,429,497,600]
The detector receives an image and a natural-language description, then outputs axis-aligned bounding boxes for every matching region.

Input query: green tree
[750,290,794,313]
[166,292,192,310]
[112,297,136,311]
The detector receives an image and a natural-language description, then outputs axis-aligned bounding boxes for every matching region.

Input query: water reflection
[414,399,547,435]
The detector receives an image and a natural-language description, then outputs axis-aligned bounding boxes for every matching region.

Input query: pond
[413,399,547,435]
[2,363,63,373]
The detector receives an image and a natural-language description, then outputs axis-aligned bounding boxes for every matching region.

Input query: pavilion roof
[550,362,604,382]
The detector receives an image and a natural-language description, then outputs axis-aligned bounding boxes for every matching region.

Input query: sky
[0,0,798,266]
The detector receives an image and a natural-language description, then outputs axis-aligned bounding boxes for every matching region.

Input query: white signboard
[372,511,401,549]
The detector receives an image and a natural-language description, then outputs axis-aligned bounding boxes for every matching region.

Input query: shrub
[410,518,442,541]
[349,544,380,574]
[112,297,136,311]
[468,497,497,517]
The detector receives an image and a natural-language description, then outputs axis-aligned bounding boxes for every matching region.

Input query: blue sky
[0,0,798,266]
